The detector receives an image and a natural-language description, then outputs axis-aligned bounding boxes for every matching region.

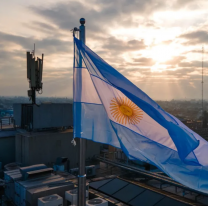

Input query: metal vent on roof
[42,195,58,202]
[88,198,103,204]
[71,189,78,194]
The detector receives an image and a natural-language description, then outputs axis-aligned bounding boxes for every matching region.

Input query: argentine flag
[73,37,208,193]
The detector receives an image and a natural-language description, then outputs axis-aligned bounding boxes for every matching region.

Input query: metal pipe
[78,17,86,206]
[32,88,36,104]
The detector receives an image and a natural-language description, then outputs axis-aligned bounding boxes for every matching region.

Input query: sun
[110,97,143,125]
[149,45,176,62]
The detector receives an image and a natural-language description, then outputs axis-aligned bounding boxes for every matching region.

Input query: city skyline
[0,0,208,100]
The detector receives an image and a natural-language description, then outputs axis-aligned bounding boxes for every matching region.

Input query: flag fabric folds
[73,37,208,193]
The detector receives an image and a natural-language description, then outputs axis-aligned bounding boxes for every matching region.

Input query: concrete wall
[15,129,101,168]
[13,103,73,129]
[33,103,73,129]
[13,104,22,126]
[0,136,15,166]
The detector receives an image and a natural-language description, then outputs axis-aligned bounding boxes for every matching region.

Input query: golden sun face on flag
[110,97,143,125]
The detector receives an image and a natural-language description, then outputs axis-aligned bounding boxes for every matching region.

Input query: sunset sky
[0,0,208,100]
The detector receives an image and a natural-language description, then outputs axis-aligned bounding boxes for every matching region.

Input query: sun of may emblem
[110,97,143,125]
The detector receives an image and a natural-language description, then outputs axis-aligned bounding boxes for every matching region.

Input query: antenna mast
[202,46,204,115]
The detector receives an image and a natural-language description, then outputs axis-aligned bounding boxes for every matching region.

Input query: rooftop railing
[0,116,14,130]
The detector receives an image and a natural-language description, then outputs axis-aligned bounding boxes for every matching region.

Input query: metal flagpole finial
[80,18,85,25]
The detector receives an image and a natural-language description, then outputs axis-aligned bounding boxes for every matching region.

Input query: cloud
[102,37,146,52]
[133,57,155,66]
[179,60,208,68]
[183,49,208,54]
[171,0,202,9]
[29,0,173,36]
[30,1,108,35]
[180,30,208,45]
[24,21,60,36]
[165,56,186,65]
[142,20,160,29]
[0,31,72,54]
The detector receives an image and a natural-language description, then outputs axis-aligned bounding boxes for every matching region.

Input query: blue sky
[0,0,208,100]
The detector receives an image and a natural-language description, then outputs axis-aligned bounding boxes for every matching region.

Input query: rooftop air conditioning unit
[69,168,79,176]
[65,188,89,205]
[38,194,63,206]
[53,157,68,172]
[86,165,96,177]
[86,198,108,206]
[53,165,64,172]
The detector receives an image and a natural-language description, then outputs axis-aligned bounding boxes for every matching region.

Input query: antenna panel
[38,58,43,88]
[30,58,36,88]
[27,52,32,80]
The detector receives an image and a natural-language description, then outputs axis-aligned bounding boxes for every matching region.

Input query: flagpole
[78,18,86,206]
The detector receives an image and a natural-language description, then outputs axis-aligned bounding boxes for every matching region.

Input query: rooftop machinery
[26,45,44,104]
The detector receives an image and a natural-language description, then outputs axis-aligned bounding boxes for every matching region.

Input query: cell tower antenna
[202,46,204,115]
[26,45,44,105]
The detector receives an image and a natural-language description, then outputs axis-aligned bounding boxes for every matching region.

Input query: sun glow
[110,97,143,125]
[148,44,177,62]
[151,63,167,72]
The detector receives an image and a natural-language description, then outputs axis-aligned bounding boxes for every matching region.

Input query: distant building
[0,109,13,117]
[183,120,202,130]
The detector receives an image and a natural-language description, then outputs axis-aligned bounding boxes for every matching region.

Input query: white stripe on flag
[74,68,101,104]
[91,75,177,151]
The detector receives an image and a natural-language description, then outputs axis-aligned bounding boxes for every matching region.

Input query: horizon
[1,95,208,102]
